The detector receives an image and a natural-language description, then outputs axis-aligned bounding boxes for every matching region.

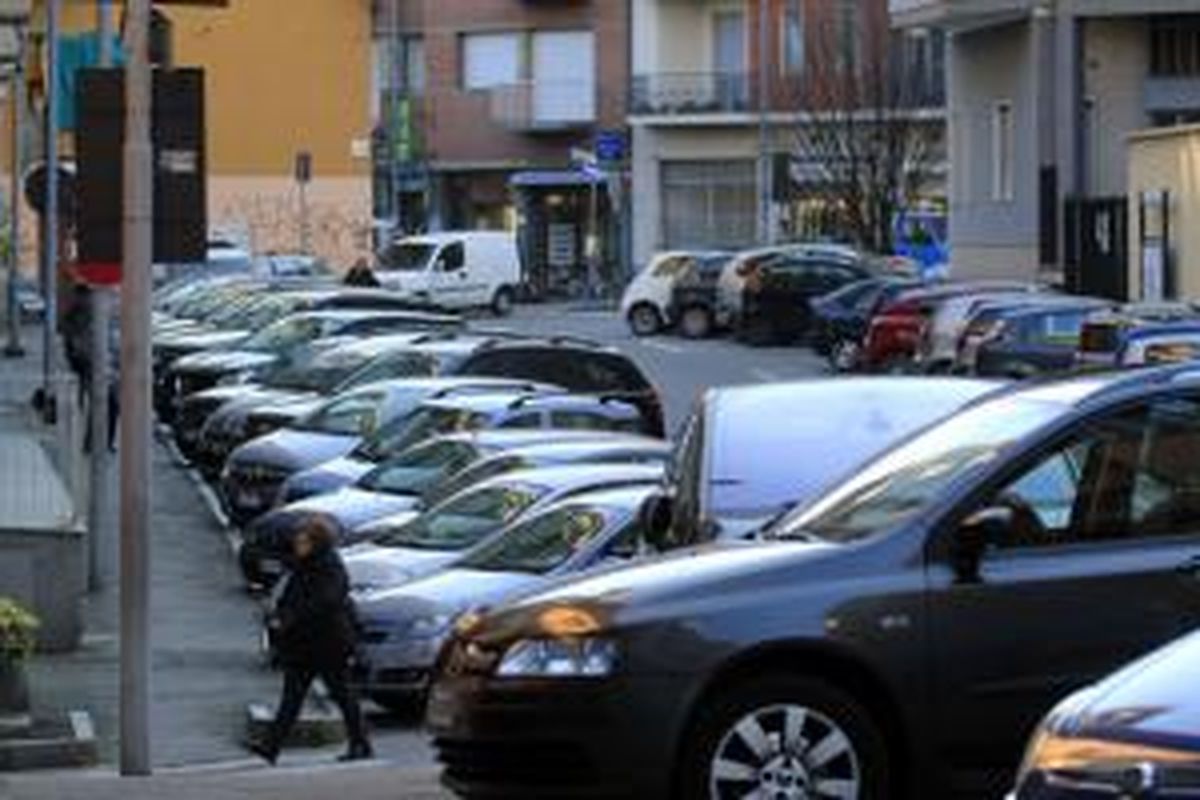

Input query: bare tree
[785,1,944,254]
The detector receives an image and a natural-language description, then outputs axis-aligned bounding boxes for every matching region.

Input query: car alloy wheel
[629,304,663,337]
[829,341,860,373]
[492,287,515,317]
[708,703,862,800]
[680,306,713,339]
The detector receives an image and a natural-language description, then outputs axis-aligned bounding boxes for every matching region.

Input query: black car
[665,253,736,340]
[737,253,871,346]
[1010,628,1200,799]
[810,277,923,371]
[427,366,1200,798]
[975,300,1113,379]
[452,338,666,437]
[168,309,461,456]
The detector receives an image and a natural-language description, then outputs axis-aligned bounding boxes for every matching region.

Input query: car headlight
[495,638,617,679]
[408,613,455,639]
[1015,723,1200,794]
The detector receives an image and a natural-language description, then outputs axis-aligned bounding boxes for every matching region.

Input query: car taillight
[1080,324,1120,354]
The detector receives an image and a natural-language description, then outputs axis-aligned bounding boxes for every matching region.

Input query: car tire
[491,286,515,317]
[828,340,861,373]
[628,303,664,337]
[679,306,714,339]
[677,674,891,800]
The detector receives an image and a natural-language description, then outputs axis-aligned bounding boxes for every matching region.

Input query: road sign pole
[4,29,24,359]
[42,0,60,392]
[119,0,152,776]
[87,0,115,591]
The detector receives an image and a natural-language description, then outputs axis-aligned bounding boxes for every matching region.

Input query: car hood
[1063,629,1200,751]
[156,329,249,351]
[281,456,375,501]
[490,539,840,627]
[356,568,541,620]
[342,545,464,593]
[254,397,324,422]
[231,429,361,472]
[284,487,421,533]
[173,349,276,374]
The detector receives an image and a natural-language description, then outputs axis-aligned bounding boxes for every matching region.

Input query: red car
[861,282,1034,371]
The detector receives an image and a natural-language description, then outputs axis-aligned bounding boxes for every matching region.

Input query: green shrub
[0,598,39,660]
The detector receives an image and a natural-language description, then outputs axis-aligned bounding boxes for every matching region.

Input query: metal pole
[387,0,401,235]
[4,31,24,359]
[87,0,114,591]
[756,0,773,245]
[42,0,60,392]
[119,0,152,776]
[298,179,310,254]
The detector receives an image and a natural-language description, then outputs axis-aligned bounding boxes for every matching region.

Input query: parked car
[810,276,924,371]
[916,290,1056,373]
[735,252,872,345]
[1076,302,1200,370]
[354,485,658,710]
[861,281,1035,372]
[1118,322,1200,367]
[279,428,632,505]
[666,253,737,340]
[167,309,461,454]
[428,365,1200,798]
[339,463,665,594]
[219,378,557,525]
[14,276,46,321]
[376,231,520,315]
[649,377,999,546]
[716,243,864,331]
[450,338,666,437]
[974,300,1114,379]
[619,251,729,337]
[1009,628,1200,799]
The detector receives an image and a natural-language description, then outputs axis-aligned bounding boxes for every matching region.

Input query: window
[531,30,596,124]
[975,398,1200,550]
[459,506,616,575]
[436,242,465,272]
[375,484,548,551]
[782,2,805,75]
[372,35,425,119]
[1150,17,1200,77]
[299,392,386,436]
[461,32,521,90]
[836,0,859,73]
[992,101,1015,202]
[661,160,757,251]
[550,410,613,431]
[498,413,543,429]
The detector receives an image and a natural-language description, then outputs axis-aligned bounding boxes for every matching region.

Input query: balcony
[890,0,1035,28]
[629,72,753,118]
[488,81,596,133]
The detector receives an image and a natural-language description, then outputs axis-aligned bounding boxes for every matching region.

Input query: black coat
[272,548,359,671]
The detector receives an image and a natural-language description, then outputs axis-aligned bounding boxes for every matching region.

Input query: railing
[630,72,753,117]
[488,81,596,132]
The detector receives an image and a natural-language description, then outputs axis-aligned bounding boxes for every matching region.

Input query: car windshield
[356,405,491,461]
[770,396,1067,543]
[373,484,547,550]
[294,391,387,435]
[458,504,621,574]
[240,316,326,352]
[356,440,481,495]
[263,348,377,393]
[381,242,435,272]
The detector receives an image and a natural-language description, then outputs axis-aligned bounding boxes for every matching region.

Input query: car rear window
[461,349,651,393]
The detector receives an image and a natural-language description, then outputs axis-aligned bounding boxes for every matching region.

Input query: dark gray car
[428,367,1200,798]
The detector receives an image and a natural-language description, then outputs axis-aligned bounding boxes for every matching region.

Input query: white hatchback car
[620,251,728,336]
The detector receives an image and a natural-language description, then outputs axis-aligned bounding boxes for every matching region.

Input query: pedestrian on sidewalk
[344,258,379,288]
[249,515,373,765]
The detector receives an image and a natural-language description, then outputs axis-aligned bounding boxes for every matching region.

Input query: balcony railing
[630,72,753,117]
[489,81,596,132]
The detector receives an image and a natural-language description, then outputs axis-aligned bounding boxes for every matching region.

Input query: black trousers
[268,664,369,750]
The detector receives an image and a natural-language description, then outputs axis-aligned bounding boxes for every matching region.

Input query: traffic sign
[595,130,626,166]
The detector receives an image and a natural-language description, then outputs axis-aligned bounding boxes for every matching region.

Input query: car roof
[277,308,461,324]
[461,335,619,355]
[1001,298,1112,320]
[430,428,634,451]
[350,376,555,399]
[535,484,658,514]
[492,437,670,461]
[317,333,442,358]
[993,364,1200,410]
[396,231,512,245]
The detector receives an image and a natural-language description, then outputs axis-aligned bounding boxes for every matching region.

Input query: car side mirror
[951,506,1014,583]
[638,493,675,552]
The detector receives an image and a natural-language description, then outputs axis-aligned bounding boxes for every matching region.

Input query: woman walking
[249,515,373,764]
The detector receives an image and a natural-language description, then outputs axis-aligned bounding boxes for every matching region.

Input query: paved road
[11,307,827,798]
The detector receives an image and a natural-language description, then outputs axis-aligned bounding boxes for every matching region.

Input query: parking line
[639,340,687,355]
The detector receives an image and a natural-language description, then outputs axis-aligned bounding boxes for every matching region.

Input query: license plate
[426,686,458,729]
[237,491,262,510]
[261,558,282,576]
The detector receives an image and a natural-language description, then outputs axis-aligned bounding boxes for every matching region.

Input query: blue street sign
[595,130,626,165]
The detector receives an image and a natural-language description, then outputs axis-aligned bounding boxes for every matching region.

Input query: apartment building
[892,0,1200,296]
[374,0,629,295]
[630,0,946,269]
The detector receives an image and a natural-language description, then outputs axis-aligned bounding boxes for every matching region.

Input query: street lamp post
[3,25,23,359]
[118,0,153,776]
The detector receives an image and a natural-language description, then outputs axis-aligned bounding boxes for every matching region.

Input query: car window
[374,484,547,551]
[458,505,617,574]
[550,410,618,430]
[358,440,481,495]
[972,397,1200,550]
[651,255,688,278]
[1142,339,1200,365]
[340,353,437,389]
[497,412,543,429]
[437,242,465,272]
[425,455,530,508]
[362,406,490,459]
[299,391,386,436]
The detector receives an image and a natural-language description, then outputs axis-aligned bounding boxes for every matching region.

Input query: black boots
[246,737,280,766]
[336,740,374,762]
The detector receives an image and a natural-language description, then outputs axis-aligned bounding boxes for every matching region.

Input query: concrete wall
[946,20,1040,280]
[1082,18,1148,197]
[1127,125,1200,300]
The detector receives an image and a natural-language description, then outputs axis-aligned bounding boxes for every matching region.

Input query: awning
[509,169,605,189]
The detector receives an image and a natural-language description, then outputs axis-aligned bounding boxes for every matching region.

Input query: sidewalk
[0,762,447,800]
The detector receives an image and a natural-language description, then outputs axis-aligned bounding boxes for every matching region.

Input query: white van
[376,231,521,315]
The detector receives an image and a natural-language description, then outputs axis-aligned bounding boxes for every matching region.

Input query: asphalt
[1,305,829,798]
